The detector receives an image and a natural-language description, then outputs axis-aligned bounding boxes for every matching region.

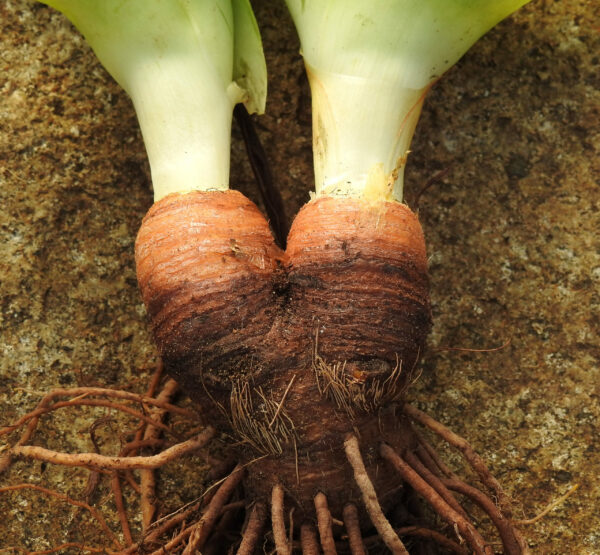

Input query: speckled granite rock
[1,0,598,553]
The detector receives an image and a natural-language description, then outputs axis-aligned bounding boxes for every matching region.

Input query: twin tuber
[21,0,537,551]
[136,190,431,523]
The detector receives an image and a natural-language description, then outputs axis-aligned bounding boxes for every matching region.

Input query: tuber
[13,0,537,552]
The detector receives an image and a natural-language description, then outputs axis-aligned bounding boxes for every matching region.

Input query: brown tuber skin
[136,189,429,512]
[136,190,526,552]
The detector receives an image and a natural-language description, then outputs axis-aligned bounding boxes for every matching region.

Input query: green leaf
[286,0,531,88]
[232,0,268,114]
[42,0,236,95]
[41,0,267,198]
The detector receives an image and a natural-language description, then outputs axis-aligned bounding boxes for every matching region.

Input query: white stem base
[307,63,428,203]
[130,60,240,202]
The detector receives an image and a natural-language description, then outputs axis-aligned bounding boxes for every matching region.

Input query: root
[8,542,108,554]
[236,502,267,555]
[2,362,533,554]
[120,467,245,555]
[402,403,533,553]
[269,374,297,428]
[0,484,122,551]
[300,522,320,554]
[9,427,215,470]
[342,503,367,555]
[413,431,458,479]
[314,492,337,555]
[110,472,133,546]
[139,377,180,529]
[404,450,468,520]
[514,483,579,526]
[0,386,197,439]
[403,403,512,515]
[363,526,467,554]
[344,434,409,554]
[443,478,528,554]
[4,398,178,442]
[0,382,197,476]
[380,442,492,555]
[271,483,292,555]
[147,523,195,555]
[2,386,533,555]
[397,526,466,554]
[229,380,298,456]
[313,344,405,418]
[183,464,245,554]
[131,500,203,553]
[0,363,232,554]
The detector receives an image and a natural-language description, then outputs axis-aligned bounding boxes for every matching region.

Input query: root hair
[229,380,298,456]
[313,345,405,418]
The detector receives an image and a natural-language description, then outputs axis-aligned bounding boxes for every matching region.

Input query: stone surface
[0,0,598,552]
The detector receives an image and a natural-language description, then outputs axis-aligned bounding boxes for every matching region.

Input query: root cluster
[0,364,224,554]
[1,359,531,554]
[1,193,539,553]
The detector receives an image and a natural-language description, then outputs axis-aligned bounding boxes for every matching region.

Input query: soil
[1,0,599,553]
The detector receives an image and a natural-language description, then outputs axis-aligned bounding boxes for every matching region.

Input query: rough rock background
[1,0,598,552]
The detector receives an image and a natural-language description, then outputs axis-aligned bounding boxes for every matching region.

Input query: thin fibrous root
[229,380,298,456]
[403,403,512,515]
[236,502,267,555]
[10,542,108,554]
[443,478,529,555]
[0,484,122,551]
[342,504,367,555]
[404,450,469,520]
[0,386,197,438]
[414,433,458,479]
[314,492,337,555]
[343,434,409,555]
[379,442,492,555]
[272,484,292,555]
[140,377,180,530]
[397,526,467,554]
[183,464,245,554]
[363,526,467,555]
[301,522,320,555]
[111,472,133,546]
[514,483,579,526]
[9,426,215,471]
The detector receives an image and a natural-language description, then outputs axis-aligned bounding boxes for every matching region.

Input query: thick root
[379,442,492,555]
[182,465,245,554]
[236,502,267,555]
[343,503,368,555]
[344,435,410,554]
[314,492,337,555]
[245,426,525,554]
[1,380,528,554]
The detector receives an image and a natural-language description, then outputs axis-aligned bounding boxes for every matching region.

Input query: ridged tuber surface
[135,189,431,520]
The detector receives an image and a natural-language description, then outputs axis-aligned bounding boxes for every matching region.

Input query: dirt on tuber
[135,188,527,553]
